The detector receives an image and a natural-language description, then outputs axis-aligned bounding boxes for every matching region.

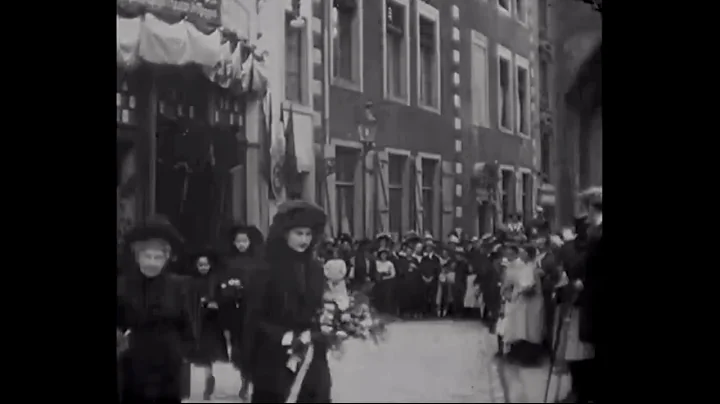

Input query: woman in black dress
[117,216,195,404]
[239,200,332,403]
[186,247,229,400]
[218,223,266,400]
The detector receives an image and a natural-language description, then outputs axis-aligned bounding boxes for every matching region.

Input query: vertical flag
[283,106,301,198]
[260,93,275,199]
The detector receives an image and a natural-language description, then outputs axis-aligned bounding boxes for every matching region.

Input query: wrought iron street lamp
[357,101,377,238]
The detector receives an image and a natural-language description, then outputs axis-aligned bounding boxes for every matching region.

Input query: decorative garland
[117,1,266,63]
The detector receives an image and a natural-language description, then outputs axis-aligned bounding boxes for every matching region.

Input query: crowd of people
[116,187,602,403]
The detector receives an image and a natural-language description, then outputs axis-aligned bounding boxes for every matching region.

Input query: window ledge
[285,101,314,117]
[517,132,531,139]
[332,77,363,93]
[499,126,514,135]
[498,8,512,18]
[385,94,411,106]
[472,123,491,130]
[418,104,441,115]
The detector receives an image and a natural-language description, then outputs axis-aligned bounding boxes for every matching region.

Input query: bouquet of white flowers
[317,290,387,356]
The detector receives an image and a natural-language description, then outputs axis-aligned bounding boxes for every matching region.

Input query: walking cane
[543,303,568,403]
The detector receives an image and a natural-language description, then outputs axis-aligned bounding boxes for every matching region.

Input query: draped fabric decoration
[116,0,268,96]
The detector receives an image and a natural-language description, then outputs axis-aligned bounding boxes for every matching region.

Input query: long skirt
[554,307,595,361]
[503,292,545,345]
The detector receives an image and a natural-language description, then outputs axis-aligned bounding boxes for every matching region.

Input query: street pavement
[186,319,570,403]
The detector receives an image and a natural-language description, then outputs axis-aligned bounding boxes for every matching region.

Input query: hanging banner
[117,0,221,28]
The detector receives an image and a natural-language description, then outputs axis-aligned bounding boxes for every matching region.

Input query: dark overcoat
[117,270,195,402]
[240,241,331,402]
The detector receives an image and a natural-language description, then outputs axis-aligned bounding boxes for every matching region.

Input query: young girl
[186,248,229,400]
[501,244,546,366]
[220,223,265,401]
[436,247,455,317]
[374,248,397,314]
[324,247,349,302]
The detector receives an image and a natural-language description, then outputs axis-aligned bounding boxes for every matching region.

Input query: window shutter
[441,161,454,239]
[363,151,375,238]
[376,150,390,233]
[324,144,337,237]
[414,155,424,233]
[401,155,412,233]
[432,159,442,238]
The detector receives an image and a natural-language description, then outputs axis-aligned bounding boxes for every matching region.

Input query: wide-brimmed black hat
[376,247,391,257]
[227,223,265,246]
[124,215,184,251]
[268,200,327,240]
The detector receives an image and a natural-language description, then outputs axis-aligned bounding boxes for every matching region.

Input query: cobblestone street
[187,319,569,403]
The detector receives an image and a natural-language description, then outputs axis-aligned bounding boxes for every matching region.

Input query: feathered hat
[403,230,421,244]
[375,231,393,243]
[124,215,184,252]
[268,200,327,241]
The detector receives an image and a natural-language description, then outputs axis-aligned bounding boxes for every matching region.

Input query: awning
[116,0,267,96]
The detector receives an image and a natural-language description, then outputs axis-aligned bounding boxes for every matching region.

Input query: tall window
[538,0,548,31]
[417,10,439,109]
[332,0,360,84]
[539,59,549,102]
[385,0,408,101]
[471,31,489,127]
[541,132,552,182]
[497,46,513,132]
[516,57,530,136]
[285,12,305,103]
[388,154,405,235]
[522,172,532,221]
[421,159,436,234]
[500,169,513,222]
[336,148,357,236]
[498,0,511,15]
[515,0,526,24]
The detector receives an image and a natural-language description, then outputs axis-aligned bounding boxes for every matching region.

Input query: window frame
[334,145,361,237]
[331,0,364,93]
[382,0,411,106]
[517,167,533,222]
[515,0,527,26]
[499,165,515,224]
[415,0,441,114]
[514,54,530,138]
[497,44,514,134]
[284,3,311,108]
[470,30,490,128]
[498,0,512,18]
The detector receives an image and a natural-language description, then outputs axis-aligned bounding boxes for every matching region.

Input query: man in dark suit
[576,187,602,403]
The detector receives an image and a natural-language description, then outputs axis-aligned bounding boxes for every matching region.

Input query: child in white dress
[324,248,349,302]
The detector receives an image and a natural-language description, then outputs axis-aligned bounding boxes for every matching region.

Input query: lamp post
[357,101,377,238]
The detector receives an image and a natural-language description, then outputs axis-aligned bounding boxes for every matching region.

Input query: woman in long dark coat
[117,216,195,404]
[218,223,266,400]
[239,200,331,403]
[185,247,229,400]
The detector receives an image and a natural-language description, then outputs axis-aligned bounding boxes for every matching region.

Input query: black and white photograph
[116,0,601,402]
